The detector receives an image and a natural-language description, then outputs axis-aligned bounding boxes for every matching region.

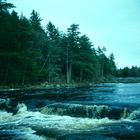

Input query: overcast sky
[10,0,140,68]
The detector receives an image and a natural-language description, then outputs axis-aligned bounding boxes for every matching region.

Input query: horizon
[10,0,140,68]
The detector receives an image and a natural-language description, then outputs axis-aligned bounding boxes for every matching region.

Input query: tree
[29,10,48,82]
[0,0,118,86]
[66,24,80,83]
[45,22,61,83]
[117,66,140,77]
[73,35,99,83]
[30,10,42,31]
[97,47,106,79]
[0,8,23,85]
[0,0,15,13]
[108,53,116,76]
[18,15,37,85]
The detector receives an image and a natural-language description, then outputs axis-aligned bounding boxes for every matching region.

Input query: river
[0,83,140,140]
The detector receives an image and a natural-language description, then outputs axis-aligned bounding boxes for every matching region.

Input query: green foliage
[45,22,62,83]
[73,35,98,82]
[0,0,15,13]
[117,66,140,77]
[66,24,81,83]
[30,10,42,31]
[0,1,117,86]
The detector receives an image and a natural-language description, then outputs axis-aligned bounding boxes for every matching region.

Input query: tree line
[0,0,117,86]
[117,66,140,77]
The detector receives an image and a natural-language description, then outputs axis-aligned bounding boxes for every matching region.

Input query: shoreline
[0,77,140,90]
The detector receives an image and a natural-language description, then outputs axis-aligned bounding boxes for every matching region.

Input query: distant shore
[110,77,140,83]
[0,77,140,90]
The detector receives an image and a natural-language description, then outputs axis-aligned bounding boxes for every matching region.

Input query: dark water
[0,83,140,140]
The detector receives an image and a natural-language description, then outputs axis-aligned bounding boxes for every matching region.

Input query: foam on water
[128,108,140,120]
[1,82,140,139]
[15,128,47,140]
[0,104,119,140]
[0,128,47,140]
[0,110,13,123]
[0,98,9,104]
[0,104,115,130]
[17,103,28,114]
[0,88,20,91]
[0,103,137,131]
[0,98,10,106]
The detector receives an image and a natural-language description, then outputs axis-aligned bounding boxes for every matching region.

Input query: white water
[0,104,115,130]
[0,83,140,139]
[1,103,139,140]
[0,104,121,140]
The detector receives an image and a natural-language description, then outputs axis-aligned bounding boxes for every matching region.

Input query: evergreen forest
[1,0,139,87]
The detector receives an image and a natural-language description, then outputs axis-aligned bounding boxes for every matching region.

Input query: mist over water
[0,83,140,140]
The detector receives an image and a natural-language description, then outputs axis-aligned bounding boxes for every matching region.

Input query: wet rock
[40,103,131,120]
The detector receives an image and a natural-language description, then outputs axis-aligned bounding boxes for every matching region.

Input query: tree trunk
[69,63,72,83]
[4,69,9,85]
[66,66,69,84]
[80,67,83,83]
[22,65,27,86]
[101,63,104,79]
[48,53,51,83]
[39,55,49,74]
[66,45,69,84]
[22,75,25,86]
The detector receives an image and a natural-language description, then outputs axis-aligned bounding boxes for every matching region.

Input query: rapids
[0,83,140,139]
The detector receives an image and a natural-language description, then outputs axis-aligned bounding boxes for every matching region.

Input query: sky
[10,0,140,68]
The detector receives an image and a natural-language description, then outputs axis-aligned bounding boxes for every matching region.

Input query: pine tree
[0,0,14,13]
[74,35,99,83]
[30,10,42,31]
[97,47,106,79]
[66,24,80,83]
[46,22,61,83]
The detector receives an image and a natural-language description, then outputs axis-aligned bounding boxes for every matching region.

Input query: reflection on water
[0,83,140,139]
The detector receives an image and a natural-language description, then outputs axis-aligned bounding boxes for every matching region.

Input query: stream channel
[0,83,140,140]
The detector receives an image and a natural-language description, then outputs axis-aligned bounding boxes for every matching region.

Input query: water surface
[0,83,140,140]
